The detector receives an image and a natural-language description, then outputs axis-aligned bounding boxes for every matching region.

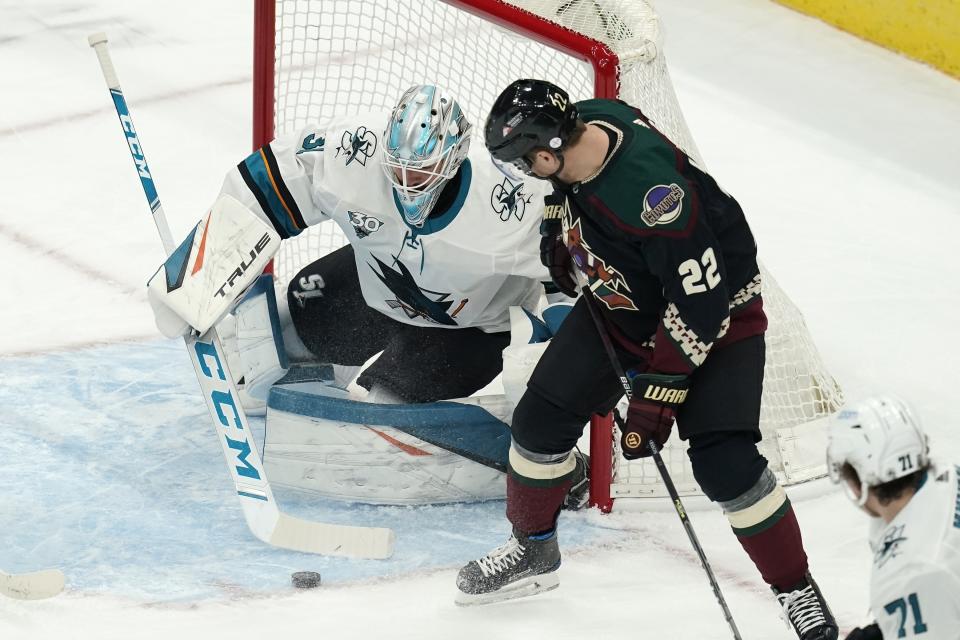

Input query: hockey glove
[845,624,882,640]
[621,372,690,459]
[540,192,577,298]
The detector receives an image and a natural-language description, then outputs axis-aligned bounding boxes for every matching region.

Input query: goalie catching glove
[621,372,690,459]
[147,195,280,338]
[540,192,576,298]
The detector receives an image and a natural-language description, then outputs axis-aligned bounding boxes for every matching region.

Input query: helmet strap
[546,151,565,181]
[841,478,871,508]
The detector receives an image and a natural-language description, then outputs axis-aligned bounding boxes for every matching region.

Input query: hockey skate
[772,572,838,640]
[562,450,590,511]
[455,530,561,606]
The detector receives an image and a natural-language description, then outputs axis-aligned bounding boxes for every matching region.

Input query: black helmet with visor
[484,79,579,176]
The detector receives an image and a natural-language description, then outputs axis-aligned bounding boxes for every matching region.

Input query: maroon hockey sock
[506,469,572,535]
[733,500,809,590]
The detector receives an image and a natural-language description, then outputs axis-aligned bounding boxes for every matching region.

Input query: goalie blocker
[147,195,280,338]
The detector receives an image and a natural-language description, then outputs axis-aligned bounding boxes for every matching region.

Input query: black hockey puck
[291,571,322,589]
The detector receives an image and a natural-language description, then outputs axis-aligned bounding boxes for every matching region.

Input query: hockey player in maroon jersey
[455,79,837,640]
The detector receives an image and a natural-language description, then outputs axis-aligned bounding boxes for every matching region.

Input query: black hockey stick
[579,285,743,640]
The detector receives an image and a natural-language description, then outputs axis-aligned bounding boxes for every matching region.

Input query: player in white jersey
[214,84,558,404]
[827,396,960,640]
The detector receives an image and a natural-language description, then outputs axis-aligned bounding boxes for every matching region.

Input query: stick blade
[268,513,395,559]
[0,569,66,600]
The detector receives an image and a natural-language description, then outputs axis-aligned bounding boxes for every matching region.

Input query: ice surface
[1,0,958,638]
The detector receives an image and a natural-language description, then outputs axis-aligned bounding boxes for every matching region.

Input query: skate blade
[454,572,559,606]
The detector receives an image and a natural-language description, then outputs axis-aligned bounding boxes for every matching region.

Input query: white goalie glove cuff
[148,288,192,339]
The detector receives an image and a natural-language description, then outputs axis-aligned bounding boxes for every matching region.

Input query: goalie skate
[455,530,560,606]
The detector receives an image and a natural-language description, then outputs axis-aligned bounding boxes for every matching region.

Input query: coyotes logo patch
[566,218,637,312]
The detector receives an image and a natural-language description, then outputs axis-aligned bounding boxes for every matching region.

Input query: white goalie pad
[262,368,513,505]
[217,274,290,416]
[260,304,575,505]
[501,303,573,409]
[147,195,280,338]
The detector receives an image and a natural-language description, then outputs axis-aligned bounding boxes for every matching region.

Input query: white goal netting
[257,0,843,499]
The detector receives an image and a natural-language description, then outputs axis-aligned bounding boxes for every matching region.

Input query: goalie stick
[0,568,65,600]
[87,32,394,560]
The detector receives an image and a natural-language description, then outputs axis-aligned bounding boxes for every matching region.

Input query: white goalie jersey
[868,463,960,640]
[219,111,553,333]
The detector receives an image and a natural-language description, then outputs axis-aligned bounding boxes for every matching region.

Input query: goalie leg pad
[232,275,290,401]
[501,303,574,410]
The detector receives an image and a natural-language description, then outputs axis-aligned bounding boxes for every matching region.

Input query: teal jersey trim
[395,159,473,239]
[164,224,198,291]
[239,151,299,238]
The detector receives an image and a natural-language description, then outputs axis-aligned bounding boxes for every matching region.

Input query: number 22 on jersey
[678,247,721,295]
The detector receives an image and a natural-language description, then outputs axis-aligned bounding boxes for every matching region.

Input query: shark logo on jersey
[874,524,908,568]
[297,133,325,154]
[369,255,467,326]
[348,211,384,238]
[491,178,534,222]
[336,126,378,166]
[641,183,685,227]
[566,218,638,312]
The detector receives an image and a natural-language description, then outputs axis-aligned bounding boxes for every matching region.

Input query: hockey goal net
[252,0,844,509]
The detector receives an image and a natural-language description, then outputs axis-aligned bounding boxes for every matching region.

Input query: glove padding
[621,372,690,459]
[146,194,280,338]
[540,192,576,298]
[845,623,882,640]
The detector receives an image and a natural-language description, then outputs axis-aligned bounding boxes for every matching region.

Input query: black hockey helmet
[484,79,579,171]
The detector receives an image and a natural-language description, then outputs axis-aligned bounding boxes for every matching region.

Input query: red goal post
[251,0,843,511]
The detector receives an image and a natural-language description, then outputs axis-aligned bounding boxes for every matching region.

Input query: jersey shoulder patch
[471,148,546,225]
[325,110,390,169]
[590,141,694,235]
[575,99,694,235]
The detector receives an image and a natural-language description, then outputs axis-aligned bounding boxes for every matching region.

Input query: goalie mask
[382,85,472,227]
[826,396,929,507]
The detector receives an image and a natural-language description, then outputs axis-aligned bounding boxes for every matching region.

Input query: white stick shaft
[87,32,175,254]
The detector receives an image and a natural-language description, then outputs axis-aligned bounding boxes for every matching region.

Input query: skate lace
[476,536,525,578]
[778,584,826,635]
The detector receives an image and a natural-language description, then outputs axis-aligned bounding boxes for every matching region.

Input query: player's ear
[531,149,556,168]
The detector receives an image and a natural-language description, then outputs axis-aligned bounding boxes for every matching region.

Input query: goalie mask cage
[252,0,844,510]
